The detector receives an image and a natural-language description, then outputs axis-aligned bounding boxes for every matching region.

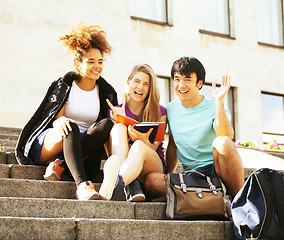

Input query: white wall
[0,0,283,144]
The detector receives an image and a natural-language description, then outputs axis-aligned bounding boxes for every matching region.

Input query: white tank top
[64,81,100,133]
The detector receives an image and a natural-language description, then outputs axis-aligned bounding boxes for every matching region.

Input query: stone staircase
[2,126,282,239]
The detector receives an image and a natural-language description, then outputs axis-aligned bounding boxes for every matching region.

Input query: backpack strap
[270,170,284,232]
[255,170,273,238]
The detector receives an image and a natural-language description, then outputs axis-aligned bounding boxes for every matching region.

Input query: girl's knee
[111,123,127,134]
[131,140,147,151]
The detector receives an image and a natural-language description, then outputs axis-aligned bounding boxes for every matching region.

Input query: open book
[116,114,166,142]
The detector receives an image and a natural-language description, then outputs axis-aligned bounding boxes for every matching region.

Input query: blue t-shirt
[167,96,231,172]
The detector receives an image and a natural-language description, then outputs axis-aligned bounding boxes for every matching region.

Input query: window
[261,93,284,143]
[157,75,170,107]
[131,0,168,24]
[200,83,235,131]
[257,0,284,47]
[198,0,230,36]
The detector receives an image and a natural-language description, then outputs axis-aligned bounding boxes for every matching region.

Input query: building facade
[0,0,283,144]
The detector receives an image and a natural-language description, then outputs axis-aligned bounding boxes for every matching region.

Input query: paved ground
[237,147,284,170]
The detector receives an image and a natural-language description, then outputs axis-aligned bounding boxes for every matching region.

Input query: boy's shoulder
[167,99,179,109]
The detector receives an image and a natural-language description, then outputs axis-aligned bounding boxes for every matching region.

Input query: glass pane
[157,77,170,107]
[131,0,167,22]
[200,84,230,108]
[198,0,229,34]
[261,94,284,135]
[200,84,234,128]
[257,0,284,46]
[263,133,284,144]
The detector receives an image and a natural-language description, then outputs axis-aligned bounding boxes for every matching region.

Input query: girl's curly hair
[59,22,112,62]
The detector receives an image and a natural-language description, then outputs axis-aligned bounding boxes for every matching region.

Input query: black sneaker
[124,179,145,202]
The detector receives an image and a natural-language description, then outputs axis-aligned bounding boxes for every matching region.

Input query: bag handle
[178,173,187,193]
[180,171,220,195]
[183,170,206,178]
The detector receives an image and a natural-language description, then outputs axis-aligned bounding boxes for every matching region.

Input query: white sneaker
[43,158,64,181]
[76,181,99,201]
[99,155,120,200]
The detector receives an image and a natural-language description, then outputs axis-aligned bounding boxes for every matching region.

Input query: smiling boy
[145,57,244,198]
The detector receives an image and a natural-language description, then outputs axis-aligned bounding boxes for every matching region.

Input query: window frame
[257,0,284,48]
[130,0,172,26]
[156,74,171,107]
[198,0,235,39]
[261,91,284,143]
[200,82,236,139]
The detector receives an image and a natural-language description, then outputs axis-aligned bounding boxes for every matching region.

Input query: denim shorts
[195,164,217,179]
[28,128,86,165]
[28,128,52,165]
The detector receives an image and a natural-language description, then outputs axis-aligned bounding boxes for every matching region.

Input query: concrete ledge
[0,133,19,140]
[0,216,234,240]
[77,219,233,240]
[134,202,166,220]
[0,165,9,178]
[0,197,135,219]
[0,126,21,135]
[0,152,6,164]
[6,152,17,164]
[237,147,284,170]
[0,216,76,240]
[0,178,78,199]
[0,139,17,148]
[10,164,46,180]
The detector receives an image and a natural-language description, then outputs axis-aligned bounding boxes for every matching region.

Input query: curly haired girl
[16,22,118,200]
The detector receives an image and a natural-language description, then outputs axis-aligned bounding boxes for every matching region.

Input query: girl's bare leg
[38,128,63,165]
[119,140,163,186]
[110,123,130,165]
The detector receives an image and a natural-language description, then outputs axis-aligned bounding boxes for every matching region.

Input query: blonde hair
[126,64,161,122]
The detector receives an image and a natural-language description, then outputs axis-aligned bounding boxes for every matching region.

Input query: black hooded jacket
[15,71,118,165]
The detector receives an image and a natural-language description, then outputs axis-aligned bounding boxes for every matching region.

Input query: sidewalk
[237,147,284,171]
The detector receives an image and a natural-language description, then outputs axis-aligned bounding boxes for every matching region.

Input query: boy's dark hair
[171,57,206,89]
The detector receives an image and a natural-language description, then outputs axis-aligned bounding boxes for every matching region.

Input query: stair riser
[0,134,19,140]
[0,164,103,182]
[0,197,136,219]
[0,163,262,180]
[0,139,17,148]
[78,219,234,240]
[0,127,21,135]
[0,178,77,199]
[0,217,234,240]
[0,217,75,240]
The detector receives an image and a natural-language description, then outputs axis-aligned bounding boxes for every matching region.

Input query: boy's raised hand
[106,99,126,122]
[212,75,231,102]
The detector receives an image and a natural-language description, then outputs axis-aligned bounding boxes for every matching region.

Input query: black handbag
[165,171,228,220]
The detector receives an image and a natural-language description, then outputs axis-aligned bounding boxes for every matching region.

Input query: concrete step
[0,145,15,152]
[0,133,19,141]
[0,152,17,164]
[0,163,268,182]
[0,178,78,199]
[0,197,165,220]
[0,138,17,148]
[0,163,103,182]
[0,216,233,240]
[0,126,21,135]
